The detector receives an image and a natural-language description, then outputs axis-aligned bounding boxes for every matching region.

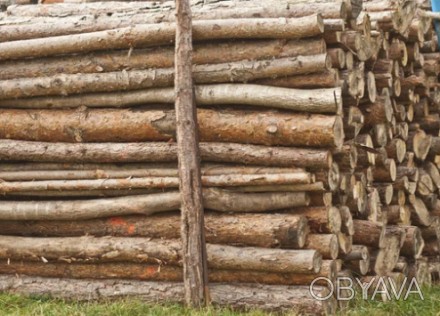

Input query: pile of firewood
[0,0,437,314]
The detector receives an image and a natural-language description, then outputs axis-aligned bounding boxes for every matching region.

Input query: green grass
[0,294,271,316]
[0,286,439,316]
[341,285,440,316]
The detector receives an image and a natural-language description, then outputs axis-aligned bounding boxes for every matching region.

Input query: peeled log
[0,39,327,80]
[0,83,342,116]
[0,213,310,249]
[0,16,324,60]
[0,236,322,274]
[0,275,335,314]
[0,108,344,148]
[0,189,309,220]
[0,140,333,168]
[0,55,334,99]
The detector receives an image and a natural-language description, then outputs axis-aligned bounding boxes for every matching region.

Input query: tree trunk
[0,139,333,168]
[0,275,335,314]
[0,16,324,60]
[0,213,309,249]
[0,108,344,147]
[0,39,326,80]
[0,189,309,220]
[0,236,322,274]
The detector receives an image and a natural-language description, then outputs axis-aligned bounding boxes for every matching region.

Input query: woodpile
[0,0,438,313]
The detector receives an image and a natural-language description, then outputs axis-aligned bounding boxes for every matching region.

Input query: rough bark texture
[0,213,309,248]
[0,275,335,314]
[0,39,326,80]
[0,140,332,168]
[0,236,321,274]
[0,108,343,147]
[0,16,324,60]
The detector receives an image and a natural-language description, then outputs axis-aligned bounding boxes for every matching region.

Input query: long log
[0,140,333,168]
[5,1,345,19]
[0,172,313,193]
[0,16,324,60]
[0,213,310,248]
[0,189,309,220]
[0,108,344,147]
[0,236,322,274]
[0,275,335,314]
[0,164,311,180]
[0,83,342,116]
[0,261,332,287]
[0,39,327,80]
[0,55,333,99]
[352,220,386,248]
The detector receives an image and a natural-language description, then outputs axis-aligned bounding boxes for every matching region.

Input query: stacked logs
[0,0,437,314]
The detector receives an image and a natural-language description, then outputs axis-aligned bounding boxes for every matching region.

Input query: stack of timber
[0,0,438,313]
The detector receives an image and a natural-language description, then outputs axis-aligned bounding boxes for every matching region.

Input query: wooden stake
[175,0,208,306]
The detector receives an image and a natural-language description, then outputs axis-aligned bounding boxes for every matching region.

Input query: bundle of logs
[0,0,438,314]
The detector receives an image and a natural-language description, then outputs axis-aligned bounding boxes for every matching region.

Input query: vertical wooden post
[174,0,209,308]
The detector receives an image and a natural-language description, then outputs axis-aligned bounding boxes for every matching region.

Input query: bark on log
[0,16,324,60]
[0,140,333,168]
[288,206,341,234]
[0,275,336,314]
[255,70,340,89]
[5,1,345,19]
[0,189,309,220]
[0,212,310,248]
[0,262,334,287]
[0,164,308,180]
[0,39,327,80]
[305,234,339,260]
[0,55,334,99]
[0,172,313,193]
[0,236,322,274]
[0,108,344,147]
[352,220,386,248]
[409,195,432,227]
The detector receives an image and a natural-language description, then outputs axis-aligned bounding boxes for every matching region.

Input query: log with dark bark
[0,275,336,314]
[0,213,309,249]
[0,189,309,220]
[0,236,322,274]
